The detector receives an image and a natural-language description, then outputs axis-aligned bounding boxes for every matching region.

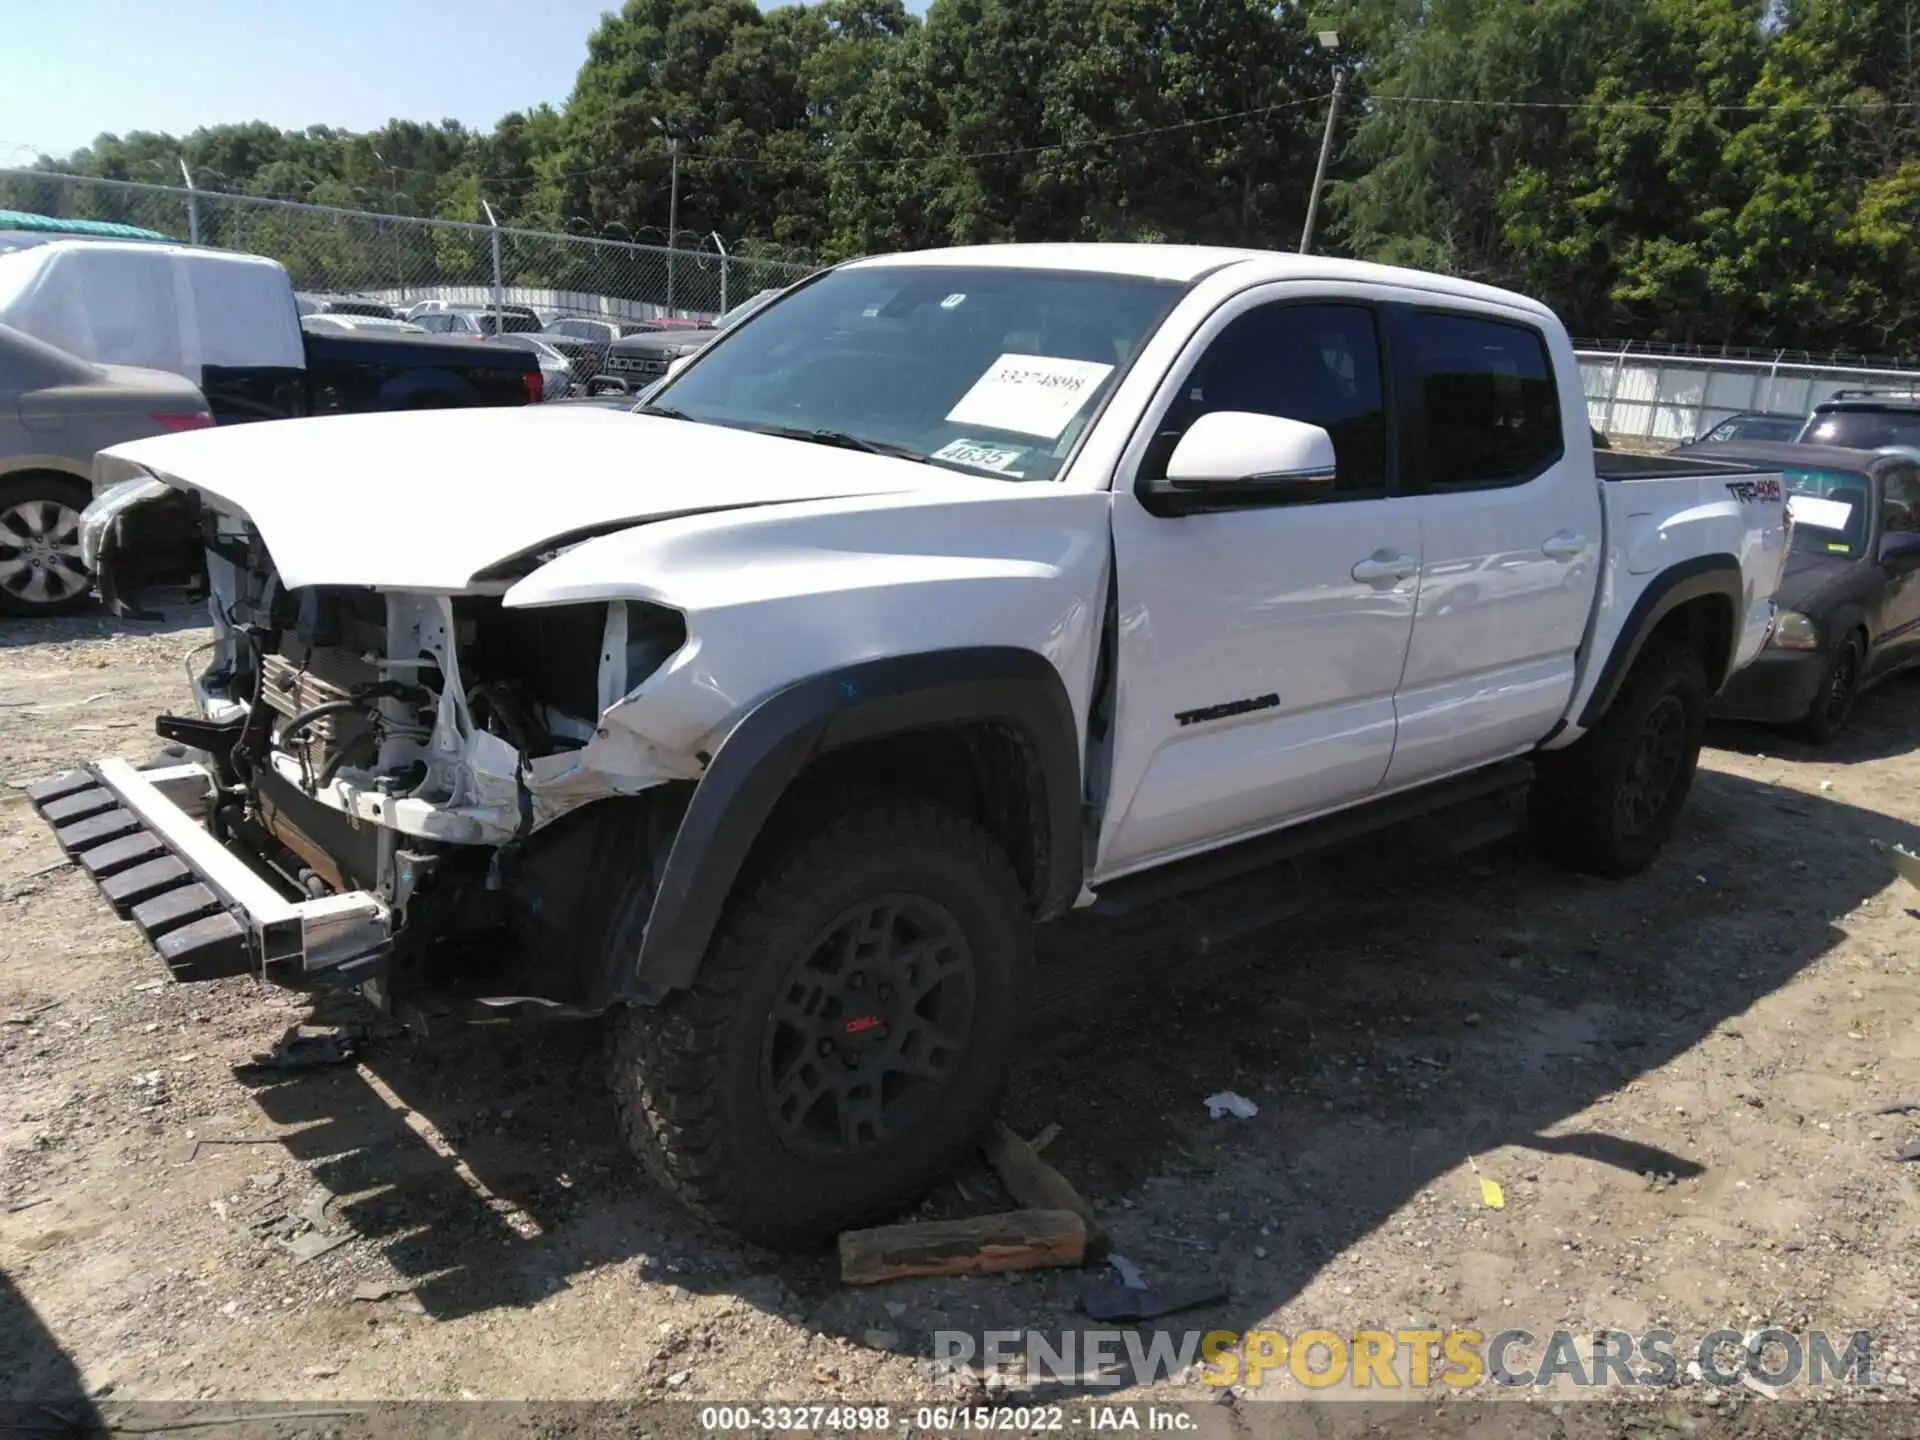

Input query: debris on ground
[1078,1271,1229,1322]
[184,1135,282,1162]
[283,1230,353,1265]
[351,1280,412,1302]
[232,1024,361,1078]
[982,1121,1108,1258]
[1466,1152,1506,1208]
[1203,1091,1258,1119]
[839,1210,1086,1284]
[1106,1253,1149,1290]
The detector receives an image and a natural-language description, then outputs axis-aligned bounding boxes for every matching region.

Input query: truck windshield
[1784,467,1871,558]
[653,265,1186,480]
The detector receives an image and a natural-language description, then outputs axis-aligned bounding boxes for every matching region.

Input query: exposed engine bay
[171,509,700,1005]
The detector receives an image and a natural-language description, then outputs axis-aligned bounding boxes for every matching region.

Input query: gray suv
[0,322,210,616]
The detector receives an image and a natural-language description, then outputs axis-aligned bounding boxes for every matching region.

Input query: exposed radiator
[260,644,381,772]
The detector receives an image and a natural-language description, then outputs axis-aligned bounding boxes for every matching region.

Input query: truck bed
[1596,450,1757,481]
[1557,455,1788,741]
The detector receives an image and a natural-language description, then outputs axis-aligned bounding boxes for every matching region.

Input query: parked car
[406,299,543,326]
[544,316,657,346]
[413,307,546,338]
[1672,438,1920,742]
[299,314,427,335]
[1693,411,1805,445]
[483,333,576,399]
[295,294,400,321]
[0,322,211,615]
[1800,390,1920,450]
[714,287,789,332]
[0,241,542,426]
[0,240,541,609]
[591,324,714,393]
[54,244,1786,1246]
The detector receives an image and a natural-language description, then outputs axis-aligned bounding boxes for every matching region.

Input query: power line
[1370,92,1920,114]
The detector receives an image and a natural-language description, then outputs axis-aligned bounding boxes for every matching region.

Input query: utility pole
[481,197,503,333]
[1299,31,1345,255]
[372,147,405,301]
[178,157,200,245]
[666,135,681,311]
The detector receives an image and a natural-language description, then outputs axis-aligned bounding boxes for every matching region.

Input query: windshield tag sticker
[933,438,1028,474]
[941,293,968,309]
[1788,494,1852,530]
[1725,476,1783,504]
[946,353,1116,439]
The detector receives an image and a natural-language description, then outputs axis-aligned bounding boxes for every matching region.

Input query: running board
[1089,759,1532,916]
[26,760,391,986]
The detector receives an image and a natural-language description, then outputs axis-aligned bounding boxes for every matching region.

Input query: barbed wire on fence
[0,169,818,322]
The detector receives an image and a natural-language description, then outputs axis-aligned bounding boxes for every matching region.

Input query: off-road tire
[1532,643,1709,878]
[607,798,1031,1248]
[1795,632,1864,746]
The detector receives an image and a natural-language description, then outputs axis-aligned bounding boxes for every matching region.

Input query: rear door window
[1402,312,1563,488]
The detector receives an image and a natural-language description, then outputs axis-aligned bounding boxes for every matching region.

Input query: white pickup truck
[39,244,1787,1245]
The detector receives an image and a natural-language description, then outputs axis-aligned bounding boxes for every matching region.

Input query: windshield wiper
[632,402,693,421]
[748,425,929,463]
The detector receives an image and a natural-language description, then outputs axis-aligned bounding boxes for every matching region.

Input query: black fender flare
[1578,555,1744,729]
[627,647,1084,1003]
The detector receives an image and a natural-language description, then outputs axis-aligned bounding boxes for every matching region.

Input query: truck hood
[100,405,996,591]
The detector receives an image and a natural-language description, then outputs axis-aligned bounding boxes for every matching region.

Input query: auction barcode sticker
[945,354,1115,439]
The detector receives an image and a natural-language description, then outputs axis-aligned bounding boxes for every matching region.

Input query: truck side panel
[1550,465,1787,746]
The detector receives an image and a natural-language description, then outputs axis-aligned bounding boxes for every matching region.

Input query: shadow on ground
[1708,663,1920,765]
[0,595,205,651]
[228,756,1917,1386]
[0,1266,99,1422]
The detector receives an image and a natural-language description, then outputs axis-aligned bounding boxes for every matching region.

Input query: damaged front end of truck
[34,470,718,1018]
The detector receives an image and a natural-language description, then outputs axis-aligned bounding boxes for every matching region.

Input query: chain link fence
[0,169,817,323]
[1578,341,1920,447]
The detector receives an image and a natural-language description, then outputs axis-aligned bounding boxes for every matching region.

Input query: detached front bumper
[27,759,391,987]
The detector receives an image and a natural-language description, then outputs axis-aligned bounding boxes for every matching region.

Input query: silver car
[0,322,211,616]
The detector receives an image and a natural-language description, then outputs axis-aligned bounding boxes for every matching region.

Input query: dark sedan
[1672,440,1920,742]
[1692,411,1805,445]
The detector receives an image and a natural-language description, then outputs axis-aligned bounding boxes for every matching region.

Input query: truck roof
[845,243,1557,322]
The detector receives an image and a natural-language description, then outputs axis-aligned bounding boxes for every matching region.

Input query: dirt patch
[4,602,1920,1412]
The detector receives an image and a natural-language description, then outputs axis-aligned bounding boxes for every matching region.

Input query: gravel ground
[5,602,1920,1425]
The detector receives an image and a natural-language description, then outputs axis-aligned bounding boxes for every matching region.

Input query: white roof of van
[0,239,304,377]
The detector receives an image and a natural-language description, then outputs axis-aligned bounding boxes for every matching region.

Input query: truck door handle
[1351,551,1421,584]
[1541,532,1587,560]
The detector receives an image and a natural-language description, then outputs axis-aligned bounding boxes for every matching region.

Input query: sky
[2,0,652,162]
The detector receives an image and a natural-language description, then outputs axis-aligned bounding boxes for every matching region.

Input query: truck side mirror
[1145,411,1338,516]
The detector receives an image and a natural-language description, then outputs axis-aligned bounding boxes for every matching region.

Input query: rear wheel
[607,797,1031,1247]
[0,475,92,617]
[1533,644,1709,877]
[1796,633,1863,745]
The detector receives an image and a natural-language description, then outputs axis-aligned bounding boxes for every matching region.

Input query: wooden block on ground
[839,1208,1085,1285]
[983,1121,1109,1259]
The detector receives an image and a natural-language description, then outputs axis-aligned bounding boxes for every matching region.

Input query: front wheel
[0,476,92,617]
[608,797,1031,1247]
[1533,644,1709,878]
[1796,634,1862,745]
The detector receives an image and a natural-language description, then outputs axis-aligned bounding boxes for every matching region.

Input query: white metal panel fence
[1579,343,1920,444]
